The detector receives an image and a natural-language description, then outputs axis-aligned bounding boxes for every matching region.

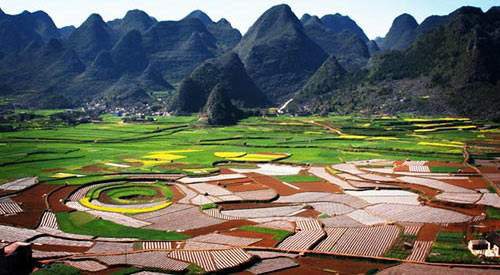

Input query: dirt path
[306,120,344,135]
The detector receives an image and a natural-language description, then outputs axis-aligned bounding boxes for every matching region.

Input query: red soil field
[170,185,185,203]
[246,173,301,196]
[272,256,396,275]
[416,224,440,241]
[0,184,58,229]
[33,243,90,253]
[290,181,342,193]
[424,201,484,216]
[223,229,280,247]
[393,164,409,172]
[47,185,80,212]
[440,178,487,189]
[477,166,500,173]
[219,168,236,174]
[477,220,500,231]
[219,203,293,211]
[294,209,321,218]
[225,181,269,192]
[182,220,256,237]
[393,182,440,197]
[78,164,113,173]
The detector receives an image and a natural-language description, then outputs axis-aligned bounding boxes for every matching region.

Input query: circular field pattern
[79,182,173,214]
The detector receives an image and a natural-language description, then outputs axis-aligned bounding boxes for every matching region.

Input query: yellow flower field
[52,173,83,178]
[143,152,187,161]
[79,197,172,214]
[338,135,368,139]
[214,152,247,158]
[418,142,464,148]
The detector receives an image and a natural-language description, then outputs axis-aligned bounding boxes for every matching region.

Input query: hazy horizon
[0,0,498,39]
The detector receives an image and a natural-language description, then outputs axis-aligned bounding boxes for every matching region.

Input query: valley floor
[1,114,499,274]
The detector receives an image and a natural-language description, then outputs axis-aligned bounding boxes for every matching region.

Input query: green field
[427,232,483,264]
[240,225,293,241]
[0,113,499,185]
[31,264,80,275]
[384,234,417,259]
[56,211,189,241]
[276,175,322,183]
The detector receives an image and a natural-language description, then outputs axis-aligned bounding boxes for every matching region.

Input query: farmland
[1,114,500,274]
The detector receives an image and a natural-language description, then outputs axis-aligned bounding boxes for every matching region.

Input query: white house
[468,232,500,257]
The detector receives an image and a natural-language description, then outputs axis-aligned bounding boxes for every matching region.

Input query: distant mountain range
[0,5,499,120]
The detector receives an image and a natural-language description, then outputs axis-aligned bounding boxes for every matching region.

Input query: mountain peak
[393,13,418,27]
[303,15,322,26]
[451,6,484,16]
[290,55,348,110]
[83,13,106,26]
[382,13,419,51]
[238,3,300,45]
[487,6,500,15]
[124,9,150,19]
[184,10,213,25]
[68,13,114,62]
[235,3,327,102]
[266,4,295,18]
[300,13,312,23]
[320,13,369,42]
[216,18,231,27]
[117,9,156,33]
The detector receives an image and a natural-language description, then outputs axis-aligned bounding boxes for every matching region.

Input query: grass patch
[107,187,159,204]
[187,264,205,274]
[276,175,322,183]
[108,187,157,198]
[384,234,416,259]
[487,184,497,193]
[486,207,500,220]
[87,182,173,201]
[427,232,481,264]
[240,225,293,242]
[56,211,189,241]
[110,267,141,275]
[31,264,80,275]
[318,213,330,219]
[200,203,217,210]
[429,166,462,173]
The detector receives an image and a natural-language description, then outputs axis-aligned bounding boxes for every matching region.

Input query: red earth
[0,184,58,229]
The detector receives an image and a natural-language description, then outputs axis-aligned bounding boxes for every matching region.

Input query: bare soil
[78,164,113,173]
[0,184,58,229]
[223,229,280,247]
[290,181,342,193]
[271,256,396,275]
[246,173,301,196]
[219,203,293,211]
[416,224,440,241]
[47,185,80,212]
[182,220,257,237]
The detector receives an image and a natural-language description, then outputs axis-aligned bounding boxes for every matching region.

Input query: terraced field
[1,114,500,273]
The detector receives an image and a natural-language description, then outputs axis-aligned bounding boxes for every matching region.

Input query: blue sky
[0,0,498,38]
